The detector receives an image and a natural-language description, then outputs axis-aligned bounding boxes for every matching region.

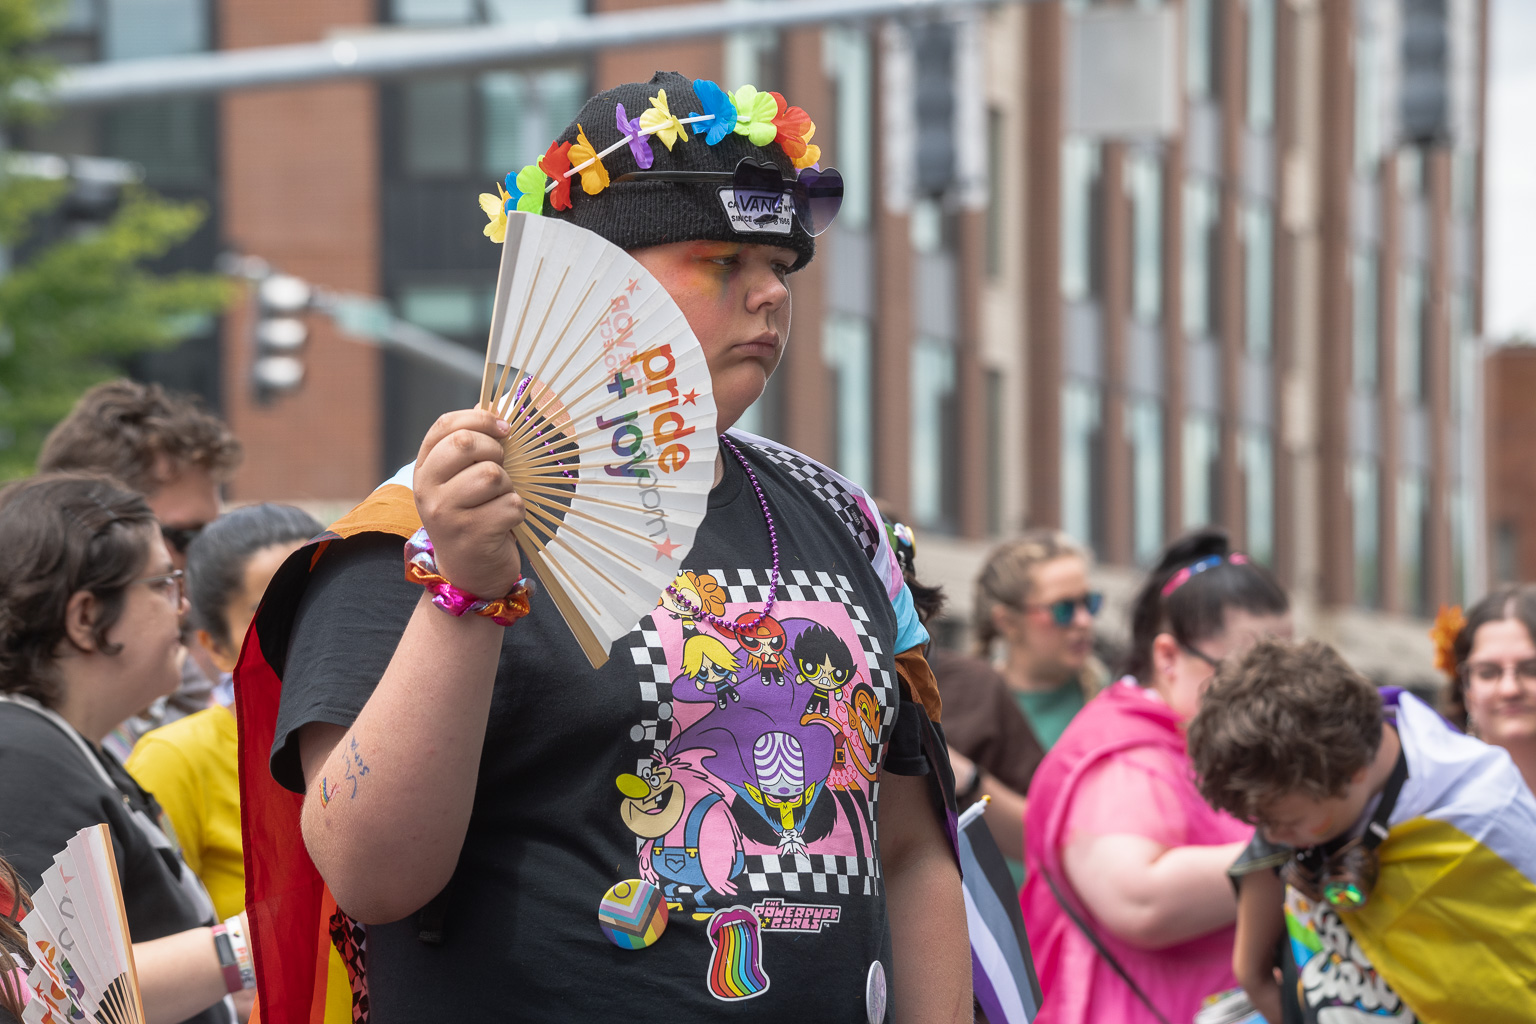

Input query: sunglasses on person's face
[160,523,206,555]
[1024,592,1103,628]
[613,158,844,237]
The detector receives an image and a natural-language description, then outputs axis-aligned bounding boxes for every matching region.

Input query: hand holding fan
[21,825,142,1024]
[479,212,718,667]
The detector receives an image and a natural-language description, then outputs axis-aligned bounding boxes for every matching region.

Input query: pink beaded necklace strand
[663,436,780,633]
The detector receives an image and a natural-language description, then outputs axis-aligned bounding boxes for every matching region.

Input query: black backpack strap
[1042,868,1174,1024]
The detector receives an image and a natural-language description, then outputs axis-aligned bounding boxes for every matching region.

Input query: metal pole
[42,0,1030,108]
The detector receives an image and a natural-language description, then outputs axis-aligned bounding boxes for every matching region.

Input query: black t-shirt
[0,702,229,1024]
[271,438,930,1022]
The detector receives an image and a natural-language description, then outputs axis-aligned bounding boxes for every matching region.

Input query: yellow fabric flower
[792,122,821,170]
[568,125,610,196]
[478,183,510,242]
[638,88,689,150]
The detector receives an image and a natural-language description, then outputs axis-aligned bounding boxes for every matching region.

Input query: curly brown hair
[0,474,158,708]
[37,379,242,494]
[1187,638,1383,823]
[1446,586,1536,730]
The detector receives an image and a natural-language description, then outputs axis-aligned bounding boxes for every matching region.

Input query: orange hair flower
[1430,604,1466,681]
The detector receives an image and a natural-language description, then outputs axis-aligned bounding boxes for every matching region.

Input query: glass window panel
[1397,471,1428,615]
[488,0,583,20]
[1061,138,1101,301]
[1243,429,1274,565]
[1352,250,1379,390]
[1129,151,1163,324]
[823,313,874,490]
[1182,412,1220,528]
[59,0,95,32]
[1129,397,1165,565]
[1450,486,1470,606]
[404,77,473,178]
[1247,0,1275,128]
[1453,148,1478,217]
[912,336,958,529]
[392,0,475,23]
[106,99,214,186]
[479,69,584,177]
[1354,30,1382,173]
[1063,381,1104,548]
[1182,179,1218,337]
[825,27,873,231]
[399,285,482,338]
[1244,202,1273,357]
[1186,0,1213,98]
[1351,457,1380,606]
[103,0,206,59]
[986,107,1004,279]
[986,369,1004,535]
[1397,268,1425,401]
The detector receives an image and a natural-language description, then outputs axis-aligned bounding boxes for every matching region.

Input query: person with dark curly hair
[1189,637,1536,1023]
[0,474,251,1024]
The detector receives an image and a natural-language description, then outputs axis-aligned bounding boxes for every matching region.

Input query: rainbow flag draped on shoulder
[1284,692,1536,1022]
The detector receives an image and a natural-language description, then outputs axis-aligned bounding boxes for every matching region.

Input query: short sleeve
[126,736,204,876]
[880,697,931,777]
[890,583,930,653]
[1064,745,1196,851]
[270,533,420,793]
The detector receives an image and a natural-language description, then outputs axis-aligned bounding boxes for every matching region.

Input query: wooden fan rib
[506,478,668,517]
[518,539,610,668]
[479,224,522,407]
[480,253,549,421]
[523,494,661,547]
[517,502,648,580]
[498,265,608,454]
[497,263,579,444]
[514,522,601,613]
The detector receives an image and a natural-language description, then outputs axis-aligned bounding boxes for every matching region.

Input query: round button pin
[597,878,669,950]
[866,959,887,1023]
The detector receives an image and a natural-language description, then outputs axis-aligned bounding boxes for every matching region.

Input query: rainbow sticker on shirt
[706,906,770,1000]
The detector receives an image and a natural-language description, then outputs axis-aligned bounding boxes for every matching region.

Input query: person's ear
[1151,632,1182,682]
[991,602,1020,642]
[62,591,101,654]
[197,628,239,674]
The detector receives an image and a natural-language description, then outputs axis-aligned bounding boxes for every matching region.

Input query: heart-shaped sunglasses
[613,157,844,237]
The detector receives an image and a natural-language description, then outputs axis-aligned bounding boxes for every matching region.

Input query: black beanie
[541,71,818,271]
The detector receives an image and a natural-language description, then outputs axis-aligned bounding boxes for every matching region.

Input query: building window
[1246,0,1275,130]
[1128,150,1163,324]
[398,284,492,340]
[1182,178,1219,338]
[103,0,208,59]
[1242,429,1275,565]
[1182,412,1220,528]
[481,70,586,178]
[1354,28,1383,174]
[1351,458,1380,607]
[391,0,583,22]
[1063,381,1105,549]
[986,107,1005,279]
[1185,0,1216,98]
[823,313,874,490]
[1243,202,1273,357]
[1397,267,1426,402]
[1397,471,1428,616]
[1061,138,1102,301]
[1129,397,1164,564]
[912,336,958,529]
[1495,521,1520,584]
[1450,286,1475,419]
[828,26,874,232]
[403,77,474,177]
[986,369,1005,535]
[1352,250,1379,390]
[1449,485,1470,605]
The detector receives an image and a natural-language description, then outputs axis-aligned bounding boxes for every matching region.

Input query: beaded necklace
[664,436,780,632]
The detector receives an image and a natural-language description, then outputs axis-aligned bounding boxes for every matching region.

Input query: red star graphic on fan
[626,277,639,295]
[683,389,699,405]
[653,537,682,561]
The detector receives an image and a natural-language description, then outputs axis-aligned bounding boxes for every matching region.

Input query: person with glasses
[968,531,1107,753]
[1021,528,1291,1024]
[37,379,243,748]
[239,72,969,1024]
[1189,637,1536,1023]
[1444,585,1536,794]
[0,475,254,1024]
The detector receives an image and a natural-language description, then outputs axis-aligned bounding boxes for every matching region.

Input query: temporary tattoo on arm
[320,777,335,807]
[320,737,371,808]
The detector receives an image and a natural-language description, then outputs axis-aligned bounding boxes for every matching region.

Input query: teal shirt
[1011,681,1086,750]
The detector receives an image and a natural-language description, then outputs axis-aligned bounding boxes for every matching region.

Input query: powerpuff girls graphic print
[258,430,935,1023]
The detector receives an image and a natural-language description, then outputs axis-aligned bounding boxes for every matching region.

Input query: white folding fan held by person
[21,825,143,1024]
[480,211,718,668]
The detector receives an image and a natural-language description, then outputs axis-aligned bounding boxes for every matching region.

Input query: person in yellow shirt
[128,503,336,1021]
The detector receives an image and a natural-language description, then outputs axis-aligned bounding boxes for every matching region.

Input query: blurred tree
[0,0,232,479]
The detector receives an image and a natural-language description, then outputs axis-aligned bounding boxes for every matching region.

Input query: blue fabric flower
[692,79,738,146]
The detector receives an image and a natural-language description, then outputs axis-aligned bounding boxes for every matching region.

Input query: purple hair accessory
[615,102,655,170]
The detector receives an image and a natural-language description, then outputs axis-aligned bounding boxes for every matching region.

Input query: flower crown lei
[479,79,820,241]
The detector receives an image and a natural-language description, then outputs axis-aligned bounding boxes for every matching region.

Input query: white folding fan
[480,211,718,667]
[21,825,142,1024]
